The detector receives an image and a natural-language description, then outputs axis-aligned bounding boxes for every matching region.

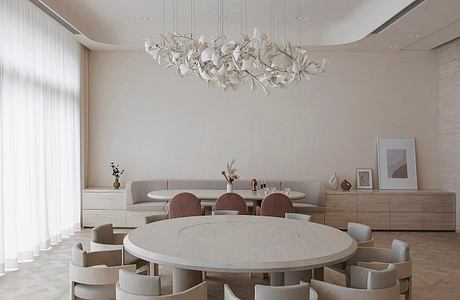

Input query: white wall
[87,50,439,189]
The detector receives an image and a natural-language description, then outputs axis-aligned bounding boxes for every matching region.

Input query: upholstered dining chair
[70,243,136,300]
[349,239,412,300]
[117,269,208,300]
[285,212,312,222]
[311,264,400,300]
[214,192,248,215]
[224,282,318,300]
[259,193,294,218]
[168,192,202,219]
[145,214,168,224]
[91,223,149,274]
[212,210,239,215]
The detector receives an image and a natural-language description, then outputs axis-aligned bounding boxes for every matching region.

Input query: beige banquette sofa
[126,179,326,217]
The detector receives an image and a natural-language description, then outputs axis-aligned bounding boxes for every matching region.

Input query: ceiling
[37,0,460,51]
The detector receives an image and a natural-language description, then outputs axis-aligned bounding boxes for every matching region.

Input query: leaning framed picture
[377,137,418,190]
[356,168,373,189]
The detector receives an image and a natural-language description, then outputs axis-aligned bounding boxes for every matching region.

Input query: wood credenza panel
[82,192,125,210]
[357,213,390,229]
[357,195,390,212]
[325,195,357,211]
[422,213,456,230]
[83,210,126,227]
[309,212,325,225]
[423,194,456,212]
[390,212,422,230]
[390,194,422,212]
[325,212,357,229]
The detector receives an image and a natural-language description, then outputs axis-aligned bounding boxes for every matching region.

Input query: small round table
[124,215,357,292]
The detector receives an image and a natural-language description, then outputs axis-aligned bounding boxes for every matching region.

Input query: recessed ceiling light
[388,45,399,49]
[140,17,152,21]
[409,33,420,38]
[297,16,308,21]
[225,16,231,21]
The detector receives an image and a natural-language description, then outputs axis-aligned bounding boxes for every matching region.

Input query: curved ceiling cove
[38,0,416,50]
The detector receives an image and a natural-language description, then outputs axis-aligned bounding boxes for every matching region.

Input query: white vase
[226,183,233,193]
[329,172,339,191]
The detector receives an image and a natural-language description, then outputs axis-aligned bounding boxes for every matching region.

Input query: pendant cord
[190,0,195,37]
[162,0,165,35]
[297,0,301,47]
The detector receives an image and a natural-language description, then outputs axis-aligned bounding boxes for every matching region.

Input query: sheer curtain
[0,0,82,274]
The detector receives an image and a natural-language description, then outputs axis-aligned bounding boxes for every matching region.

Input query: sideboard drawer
[423,194,456,212]
[82,192,125,210]
[326,195,357,212]
[358,195,390,212]
[358,212,390,229]
[390,212,422,230]
[390,194,422,212]
[325,212,357,229]
[422,212,455,230]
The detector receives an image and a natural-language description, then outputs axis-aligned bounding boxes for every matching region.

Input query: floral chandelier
[144,1,326,95]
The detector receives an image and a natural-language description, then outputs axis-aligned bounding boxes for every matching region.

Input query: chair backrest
[285,213,311,222]
[260,193,293,218]
[390,239,410,263]
[169,192,202,219]
[347,222,372,244]
[255,282,310,300]
[126,180,168,205]
[212,210,239,215]
[280,181,326,206]
[92,223,114,244]
[117,281,208,300]
[215,193,247,215]
[224,284,241,300]
[118,269,161,297]
[71,243,87,267]
[367,264,397,290]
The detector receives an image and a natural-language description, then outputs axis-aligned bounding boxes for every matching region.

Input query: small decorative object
[110,162,124,190]
[221,159,239,193]
[341,179,352,191]
[328,172,339,191]
[251,179,258,192]
[377,137,417,189]
[356,168,373,189]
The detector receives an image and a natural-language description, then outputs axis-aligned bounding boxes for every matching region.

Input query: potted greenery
[110,162,124,189]
[221,159,239,192]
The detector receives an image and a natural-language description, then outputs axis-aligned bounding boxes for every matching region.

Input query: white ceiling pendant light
[144,0,327,95]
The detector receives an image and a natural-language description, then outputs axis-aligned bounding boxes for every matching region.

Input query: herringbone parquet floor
[0,230,459,300]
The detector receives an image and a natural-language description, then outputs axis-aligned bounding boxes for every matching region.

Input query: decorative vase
[226,183,233,193]
[113,178,120,189]
[328,172,339,191]
[341,179,352,191]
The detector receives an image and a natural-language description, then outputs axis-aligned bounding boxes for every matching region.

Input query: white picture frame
[356,168,373,189]
[377,137,418,190]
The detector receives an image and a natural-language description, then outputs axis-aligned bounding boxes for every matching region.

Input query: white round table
[147,189,306,201]
[124,215,357,292]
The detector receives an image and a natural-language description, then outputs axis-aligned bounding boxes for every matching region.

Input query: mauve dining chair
[215,192,248,215]
[168,192,202,219]
[259,193,293,218]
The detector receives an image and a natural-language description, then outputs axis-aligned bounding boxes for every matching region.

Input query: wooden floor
[0,230,459,299]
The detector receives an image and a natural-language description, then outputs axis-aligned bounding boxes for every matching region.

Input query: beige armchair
[224,282,318,300]
[285,212,312,222]
[116,269,207,300]
[311,264,400,300]
[70,243,136,300]
[348,239,412,300]
[212,210,239,215]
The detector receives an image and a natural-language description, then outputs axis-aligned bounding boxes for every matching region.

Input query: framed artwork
[377,137,418,189]
[356,168,373,189]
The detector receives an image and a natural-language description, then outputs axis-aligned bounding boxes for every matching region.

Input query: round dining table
[124,215,357,293]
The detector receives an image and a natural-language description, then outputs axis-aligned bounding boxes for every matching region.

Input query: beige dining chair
[91,223,149,274]
[285,212,312,222]
[349,239,412,300]
[214,192,248,215]
[224,282,318,300]
[70,243,136,300]
[117,269,208,300]
[212,210,239,215]
[311,264,400,300]
[168,192,202,219]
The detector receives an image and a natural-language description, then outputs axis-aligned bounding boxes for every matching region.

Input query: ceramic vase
[328,173,339,191]
[113,178,120,189]
[227,183,233,193]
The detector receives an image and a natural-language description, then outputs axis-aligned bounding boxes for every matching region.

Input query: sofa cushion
[127,202,168,211]
[281,181,325,206]
[126,180,167,205]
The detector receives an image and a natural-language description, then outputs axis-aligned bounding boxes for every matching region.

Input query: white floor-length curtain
[0,0,82,274]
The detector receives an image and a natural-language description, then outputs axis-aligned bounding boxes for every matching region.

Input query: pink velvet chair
[168,192,202,219]
[259,193,294,218]
[215,193,248,215]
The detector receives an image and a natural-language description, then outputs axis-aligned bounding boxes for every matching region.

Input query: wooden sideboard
[320,190,456,231]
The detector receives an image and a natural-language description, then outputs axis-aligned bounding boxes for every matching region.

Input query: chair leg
[149,262,159,276]
[405,276,412,300]
[270,272,284,286]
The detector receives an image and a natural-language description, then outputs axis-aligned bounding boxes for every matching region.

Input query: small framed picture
[356,168,373,189]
